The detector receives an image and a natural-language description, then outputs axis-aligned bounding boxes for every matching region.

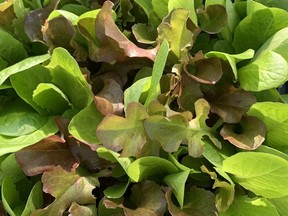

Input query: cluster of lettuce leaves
[1,0,288,215]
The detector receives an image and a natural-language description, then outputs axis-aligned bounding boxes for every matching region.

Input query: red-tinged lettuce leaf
[56,117,112,171]
[93,1,158,62]
[145,99,221,158]
[209,85,257,123]
[98,198,124,216]
[185,57,223,84]
[220,116,266,150]
[0,201,8,216]
[96,102,148,157]
[144,114,189,153]
[15,135,79,176]
[31,166,97,216]
[104,180,166,216]
[157,8,198,62]
[68,202,97,216]
[177,72,203,112]
[197,4,228,34]
[24,0,59,42]
[165,186,217,216]
[42,15,76,53]
[94,78,124,116]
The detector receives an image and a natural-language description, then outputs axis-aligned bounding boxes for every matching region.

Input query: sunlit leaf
[97,102,148,157]
[222,152,288,198]
[31,166,97,216]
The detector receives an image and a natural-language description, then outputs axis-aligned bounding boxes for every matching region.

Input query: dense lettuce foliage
[1,0,288,215]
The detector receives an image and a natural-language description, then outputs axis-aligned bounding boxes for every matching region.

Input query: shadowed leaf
[209,85,257,123]
[165,186,217,216]
[24,0,59,42]
[185,57,223,84]
[15,135,79,176]
[177,72,203,112]
[42,15,76,53]
[198,5,227,34]
[104,180,166,216]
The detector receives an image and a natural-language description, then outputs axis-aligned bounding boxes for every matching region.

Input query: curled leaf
[220,116,266,150]
[93,1,158,62]
[184,57,223,84]
[24,0,59,42]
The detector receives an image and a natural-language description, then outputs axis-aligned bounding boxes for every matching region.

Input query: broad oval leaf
[0,99,48,136]
[233,8,288,52]
[254,27,288,61]
[238,51,288,91]
[222,152,288,198]
[221,196,279,216]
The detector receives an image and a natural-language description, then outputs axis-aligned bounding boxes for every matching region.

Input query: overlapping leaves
[2,0,288,215]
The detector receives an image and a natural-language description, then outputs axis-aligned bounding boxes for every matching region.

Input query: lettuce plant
[1,0,288,215]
